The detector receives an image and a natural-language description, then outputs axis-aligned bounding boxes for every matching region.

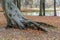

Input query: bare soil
[0,12,60,40]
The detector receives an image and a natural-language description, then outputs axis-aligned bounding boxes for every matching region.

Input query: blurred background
[0,0,60,16]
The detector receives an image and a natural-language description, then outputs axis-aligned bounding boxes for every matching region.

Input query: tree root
[3,0,56,32]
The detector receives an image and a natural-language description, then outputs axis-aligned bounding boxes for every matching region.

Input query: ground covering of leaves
[0,12,60,40]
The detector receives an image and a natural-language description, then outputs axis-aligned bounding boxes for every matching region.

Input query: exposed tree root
[3,0,56,32]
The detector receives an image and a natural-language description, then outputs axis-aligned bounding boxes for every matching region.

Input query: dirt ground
[0,12,60,40]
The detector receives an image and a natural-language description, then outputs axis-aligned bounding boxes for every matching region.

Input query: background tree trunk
[39,0,45,16]
[39,0,43,16]
[54,0,56,16]
[43,0,45,16]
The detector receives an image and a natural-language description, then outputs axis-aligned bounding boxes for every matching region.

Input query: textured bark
[17,0,21,10]
[3,0,55,32]
[39,0,43,16]
[54,0,56,16]
[39,0,45,16]
[13,0,21,10]
[43,0,45,16]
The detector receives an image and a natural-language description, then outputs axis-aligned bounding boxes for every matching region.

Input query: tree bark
[54,0,56,16]
[39,0,43,16]
[2,0,55,32]
[13,0,21,10]
[43,0,45,16]
[17,0,21,10]
[39,0,45,16]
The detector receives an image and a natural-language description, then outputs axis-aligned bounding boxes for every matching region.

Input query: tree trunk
[2,0,55,32]
[13,0,21,10]
[39,0,45,16]
[17,0,21,10]
[43,0,45,16]
[54,0,56,16]
[39,0,43,16]
[14,0,17,5]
